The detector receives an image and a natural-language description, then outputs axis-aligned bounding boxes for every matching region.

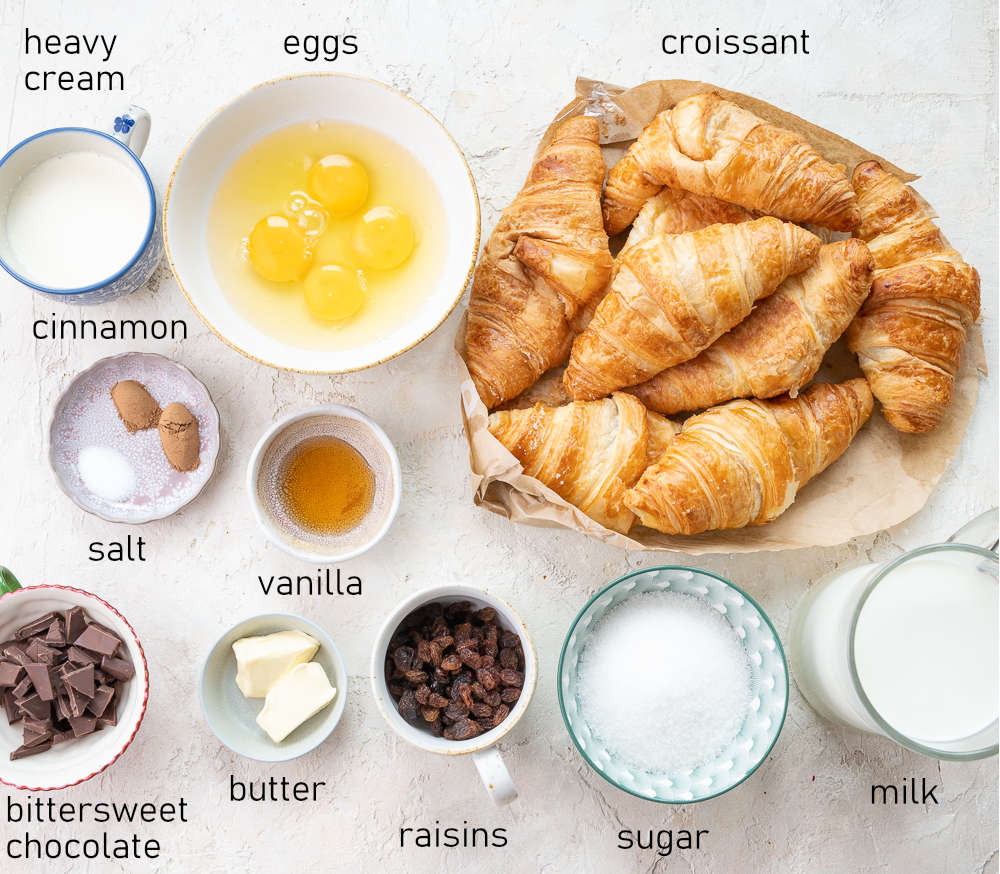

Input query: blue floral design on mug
[114,115,135,134]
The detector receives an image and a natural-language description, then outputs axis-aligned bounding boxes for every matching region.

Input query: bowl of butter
[200,613,346,761]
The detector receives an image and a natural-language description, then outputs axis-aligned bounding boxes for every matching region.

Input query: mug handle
[947,507,999,552]
[472,747,517,805]
[110,104,151,157]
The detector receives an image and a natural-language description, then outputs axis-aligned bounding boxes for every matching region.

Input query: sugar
[77,445,136,502]
[578,590,752,773]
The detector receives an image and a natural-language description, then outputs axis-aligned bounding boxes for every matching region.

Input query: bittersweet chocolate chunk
[73,625,121,657]
[101,655,134,681]
[23,665,54,701]
[64,664,95,698]
[0,662,23,687]
[64,608,87,644]
[15,613,58,640]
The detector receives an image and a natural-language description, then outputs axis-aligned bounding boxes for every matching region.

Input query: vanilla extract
[257,568,362,596]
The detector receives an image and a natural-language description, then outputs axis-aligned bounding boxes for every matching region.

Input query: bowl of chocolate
[0,580,148,790]
[370,584,537,805]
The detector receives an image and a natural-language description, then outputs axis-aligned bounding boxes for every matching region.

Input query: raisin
[499,669,524,688]
[420,707,439,723]
[428,641,443,667]
[427,693,449,709]
[404,669,428,685]
[429,718,443,737]
[484,690,502,707]
[440,654,462,672]
[443,718,482,741]
[471,702,493,719]
[480,654,495,668]
[392,646,416,672]
[501,631,519,649]
[388,683,405,698]
[474,606,496,623]
[499,648,518,669]
[501,686,521,704]
[444,700,469,720]
[457,646,482,670]
[454,622,473,643]
[445,601,473,620]
[490,704,510,727]
[433,667,449,683]
[432,635,454,651]
[477,666,500,691]
[470,682,486,701]
[397,688,417,722]
[416,638,431,664]
[414,685,431,705]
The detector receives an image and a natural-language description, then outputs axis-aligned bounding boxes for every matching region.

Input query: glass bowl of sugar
[558,566,787,803]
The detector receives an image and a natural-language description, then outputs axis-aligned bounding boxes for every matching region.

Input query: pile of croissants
[463,92,981,537]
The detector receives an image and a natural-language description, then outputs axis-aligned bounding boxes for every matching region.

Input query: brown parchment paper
[458,77,986,554]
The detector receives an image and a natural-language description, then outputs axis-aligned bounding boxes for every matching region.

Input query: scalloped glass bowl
[558,566,788,803]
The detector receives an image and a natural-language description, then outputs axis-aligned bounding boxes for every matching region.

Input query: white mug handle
[110,104,151,157]
[472,747,517,805]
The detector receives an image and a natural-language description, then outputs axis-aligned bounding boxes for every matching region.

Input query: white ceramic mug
[0,104,162,303]
[371,584,538,805]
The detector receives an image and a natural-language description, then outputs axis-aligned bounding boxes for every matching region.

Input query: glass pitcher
[788,509,998,761]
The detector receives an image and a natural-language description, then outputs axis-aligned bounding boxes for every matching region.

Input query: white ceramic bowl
[200,613,347,762]
[0,585,149,791]
[246,404,401,563]
[370,584,538,804]
[164,73,480,373]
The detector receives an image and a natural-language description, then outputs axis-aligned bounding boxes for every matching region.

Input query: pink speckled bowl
[48,352,220,523]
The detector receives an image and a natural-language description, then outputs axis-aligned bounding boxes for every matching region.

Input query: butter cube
[232,630,319,698]
[255,661,336,743]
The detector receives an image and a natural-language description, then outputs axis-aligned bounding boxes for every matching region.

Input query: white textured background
[0,0,996,871]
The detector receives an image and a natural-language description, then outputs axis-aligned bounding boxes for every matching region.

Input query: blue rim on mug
[0,127,156,295]
[557,565,790,804]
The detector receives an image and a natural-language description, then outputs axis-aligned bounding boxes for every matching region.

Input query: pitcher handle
[947,508,998,552]
[0,566,22,595]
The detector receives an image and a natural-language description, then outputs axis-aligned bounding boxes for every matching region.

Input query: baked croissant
[631,239,874,414]
[846,161,981,433]
[602,93,860,236]
[487,392,679,533]
[621,187,754,254]
[464,116,614,409]
[625,379,873,534]
[564,217,820,400]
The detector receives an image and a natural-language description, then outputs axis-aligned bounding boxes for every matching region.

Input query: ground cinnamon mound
[158,402,200,472]
[110,380,161,433]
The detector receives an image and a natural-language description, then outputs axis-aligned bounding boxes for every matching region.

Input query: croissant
[487,392,679,533]
[564,217,820,400]
[464,116,614,409]
[631,239,874,414]
[621,187,754,254]
[625,379,873,534]
[846,161,981,433]
[602,93,860,236]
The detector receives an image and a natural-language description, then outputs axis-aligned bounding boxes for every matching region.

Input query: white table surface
[0,0,996,871]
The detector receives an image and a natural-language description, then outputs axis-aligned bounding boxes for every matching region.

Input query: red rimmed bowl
[0,583,149,791]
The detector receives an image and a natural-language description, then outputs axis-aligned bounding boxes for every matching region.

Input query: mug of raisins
[370,584,537,805]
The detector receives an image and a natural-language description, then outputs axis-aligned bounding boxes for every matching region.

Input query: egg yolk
[248,215,311,282]
[303,264,365,321]
[309,154,369,216]
[352,206,415,270]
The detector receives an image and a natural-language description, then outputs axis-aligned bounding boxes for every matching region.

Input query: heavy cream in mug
[5,150,149,289]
